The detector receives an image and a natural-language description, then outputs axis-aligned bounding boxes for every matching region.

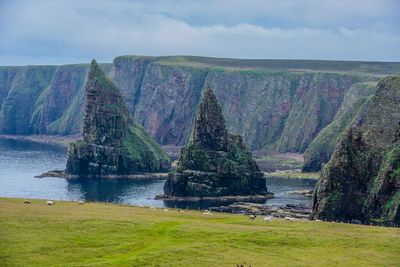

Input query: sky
[0,0,399,65]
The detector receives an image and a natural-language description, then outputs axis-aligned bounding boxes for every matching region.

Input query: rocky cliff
[163,87,266,197]
[312,76,400,225]
[66,60,170,176]
[1,56,399,154]
[303,82,377,171]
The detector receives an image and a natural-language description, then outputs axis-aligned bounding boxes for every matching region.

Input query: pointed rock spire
[83,59,130,146]
[163,86,267,198]
[66,59,170,176]
[192,87,228,151]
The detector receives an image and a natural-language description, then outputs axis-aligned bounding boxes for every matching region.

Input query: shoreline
[35,169,169,180]
[0,134,81,147]
[156,193,274,203]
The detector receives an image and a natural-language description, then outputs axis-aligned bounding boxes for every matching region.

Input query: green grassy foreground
[0,198,399,267]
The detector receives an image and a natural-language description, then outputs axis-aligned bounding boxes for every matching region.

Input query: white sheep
[78,201,84,205]
[150,206,156,210]
[163,209,169,212]
[139,204,144,208]
[285,216,295,222]
[46,201,55,205]
[263,216,273,222]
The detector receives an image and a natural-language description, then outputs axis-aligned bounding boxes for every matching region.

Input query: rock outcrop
[163,87,266,197]
[312,76,400,225]
[66,60,170,176]
[303,82,377,171]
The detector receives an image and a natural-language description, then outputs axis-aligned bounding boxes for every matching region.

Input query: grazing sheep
[46,201,55,205]
[263,216,273,222]
[285,216,295,222]
[202,211,213,215]
[315,219,322,222]
[351,219,362,225]
[139,204,144,208]
[150,206,156,210]
[24,200,31,204]
[249,215,257,220]
[78,201,84,205]
[163,209,168,212]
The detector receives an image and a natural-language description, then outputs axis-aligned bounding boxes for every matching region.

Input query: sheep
[263,216,273,222]
[351,219,362,225]
[249,215,257,220]
[23,200,31,204]
[202,210,213,215]
[285,216,295,222]
[78,201,84,205]
[150,206,156,210]
[139,204,144,208]
[46,201,55,205]
[163,209,169,212]
[315,219,322,222]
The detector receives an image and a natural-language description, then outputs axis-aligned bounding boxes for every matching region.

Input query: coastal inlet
[0,138,316,211]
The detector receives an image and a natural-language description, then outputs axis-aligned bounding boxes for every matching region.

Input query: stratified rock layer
[164,87,266,197]
[312,76,400,225]
[66,60,170,176]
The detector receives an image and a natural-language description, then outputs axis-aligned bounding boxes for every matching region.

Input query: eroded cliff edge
[1,57,399,155]
[312,76,400,225]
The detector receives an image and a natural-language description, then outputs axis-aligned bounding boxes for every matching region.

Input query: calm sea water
[0,138,316,208]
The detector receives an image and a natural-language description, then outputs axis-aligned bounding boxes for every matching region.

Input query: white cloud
[0,0,399,65]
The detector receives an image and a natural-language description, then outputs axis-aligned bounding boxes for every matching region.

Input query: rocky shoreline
[35,170,169,180]
[209,202,312,219]
[156,193,274,203]
[0,134,80,147]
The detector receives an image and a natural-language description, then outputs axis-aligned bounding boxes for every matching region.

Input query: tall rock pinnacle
[83,60,130,146]
[164,86,267,198]
[191,87,228,151]
[66,59,170,176]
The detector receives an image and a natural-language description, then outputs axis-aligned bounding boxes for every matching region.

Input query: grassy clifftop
[115,55,400,76]
[0,198,399,266]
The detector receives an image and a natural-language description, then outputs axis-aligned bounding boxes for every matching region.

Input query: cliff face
[66,60,170,176]
[0,56,398,154]
[163,87,265,197]
[312,76,400,225]
[303,82,377,171]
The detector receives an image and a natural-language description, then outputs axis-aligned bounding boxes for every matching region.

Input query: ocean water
[0,138,316,209]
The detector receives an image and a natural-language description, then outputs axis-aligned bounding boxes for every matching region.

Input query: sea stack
[163,87,267,197]
[66,60,170,176]
[312,75,400,225]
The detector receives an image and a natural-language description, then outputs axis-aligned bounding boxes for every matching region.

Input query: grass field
[0,198,399,267]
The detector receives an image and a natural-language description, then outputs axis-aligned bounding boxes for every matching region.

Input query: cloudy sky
[0,0,399,65]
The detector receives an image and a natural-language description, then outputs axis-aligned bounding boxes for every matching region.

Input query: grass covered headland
[0,198,399,266]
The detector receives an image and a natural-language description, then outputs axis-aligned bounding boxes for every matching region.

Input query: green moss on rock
[312,76,400,225]
[66,60,170,176]
[164,87,266,197]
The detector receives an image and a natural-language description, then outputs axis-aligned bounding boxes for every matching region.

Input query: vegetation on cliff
[303,82,377,171]
[312,76,400,225]
[1,57,398,152]
[164,87,265,197]
[66,60,169,176]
